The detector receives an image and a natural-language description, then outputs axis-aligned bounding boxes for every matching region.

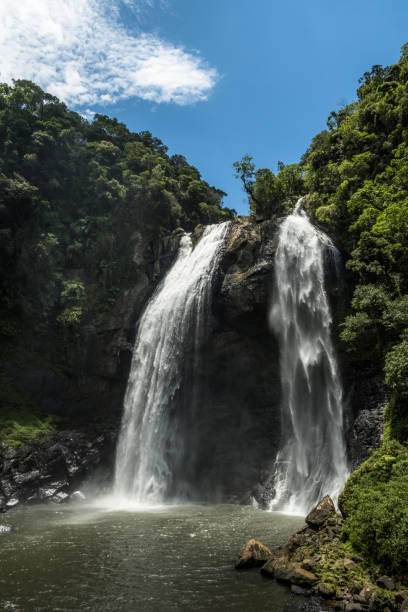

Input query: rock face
[0,430,115,509]
[235,538,273,569]
[345,363,390,470]
[261,558,318,587]
[169,216,282,504]
[306,495,336,528]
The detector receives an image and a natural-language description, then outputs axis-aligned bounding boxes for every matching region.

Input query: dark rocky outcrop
[344,363,390,470]
[236,496,403,611]
[0,429,115,510]
[168,216,282,504]
[235,538,273,569]
[306,495,336,528]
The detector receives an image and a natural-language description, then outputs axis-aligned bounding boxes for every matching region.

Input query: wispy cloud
[0,0,218,107]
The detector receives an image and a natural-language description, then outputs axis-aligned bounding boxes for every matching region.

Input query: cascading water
[269,198,348,515]
[113,222,230,505]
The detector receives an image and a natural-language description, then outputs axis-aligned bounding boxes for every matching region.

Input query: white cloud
[0,0,218,107]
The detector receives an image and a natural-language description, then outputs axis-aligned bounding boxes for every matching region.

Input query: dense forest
[0,80,234,443]
[235,44,408,576]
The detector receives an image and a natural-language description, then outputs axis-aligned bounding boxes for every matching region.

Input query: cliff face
[0,217,387,510]
[174,216,282,504]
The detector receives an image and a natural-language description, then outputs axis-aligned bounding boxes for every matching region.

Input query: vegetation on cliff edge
[236,43,408,577]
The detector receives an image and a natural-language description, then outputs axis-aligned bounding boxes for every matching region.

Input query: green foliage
[339,441,408,574]
[0,79,235,440]
[233,156,305,217]
[385,340,408,394]
[57,281,86,327]
[0,79,235,336]
[0,372,57,445]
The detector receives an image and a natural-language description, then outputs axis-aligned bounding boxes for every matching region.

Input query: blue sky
[2,0,408,214]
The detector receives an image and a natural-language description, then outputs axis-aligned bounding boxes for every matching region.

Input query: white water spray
[113,222,230,505]
[269,199,348,515]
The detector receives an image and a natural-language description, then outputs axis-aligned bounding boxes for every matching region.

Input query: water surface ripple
[0,504,309,611]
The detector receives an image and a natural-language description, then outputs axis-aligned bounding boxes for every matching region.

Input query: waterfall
[269,198,348,515]
[113,222,230,505]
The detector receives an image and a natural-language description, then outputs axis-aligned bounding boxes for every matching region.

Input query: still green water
[0,503,309,611]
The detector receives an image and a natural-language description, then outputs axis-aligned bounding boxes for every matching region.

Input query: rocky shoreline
[0,428,116,512]
[235,497,407,612]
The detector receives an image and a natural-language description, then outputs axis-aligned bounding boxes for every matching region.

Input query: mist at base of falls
[269,199,349,515]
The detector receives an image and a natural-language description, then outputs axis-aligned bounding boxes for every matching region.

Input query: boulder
[401,600,408,611]
[377,575,395,591]
[343,558,358,571]
[318,583,336,599]
[395,591,408,604]
[261,555,287,578]
[235,538,273,569]
[357,584,376,605]
[70,490,86,503]
[291,584,312,596]
[306,495,336,528]
[264,560,318,588]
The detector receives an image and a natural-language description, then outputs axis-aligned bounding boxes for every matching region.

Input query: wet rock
[70,490,86,503]
[318,583,336,599]
[347,364,390,470]
[38,479,68,501]
[260,555,287,578]
[306,495,336,528]
[235,538,273,569]
[345,604,363,612]
[51,492,69,503]
[270,561,319,588]
[12,470,40,486]
[1,477,14,498]
[0,429,115,512]
[400,600,408,611]
[291,584,312,596]
[377,575,395,590]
